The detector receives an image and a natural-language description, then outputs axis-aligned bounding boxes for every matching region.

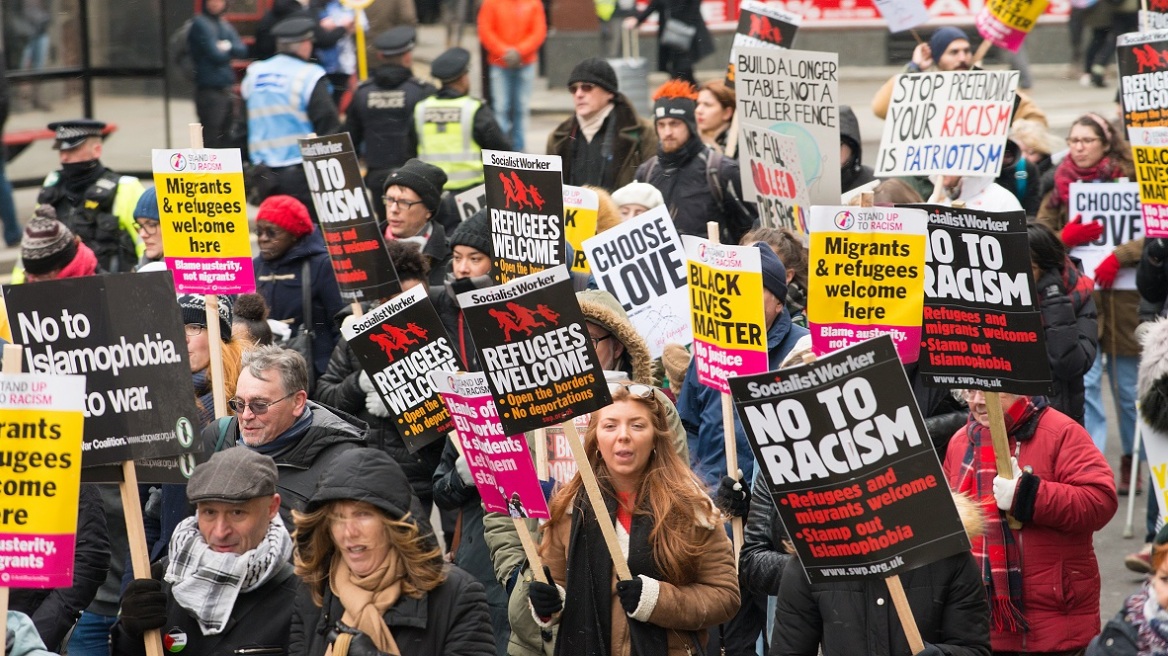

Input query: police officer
[345,26,436,224]
[240,16,340,219]
[415,47,510,232]
[36,119,144,274]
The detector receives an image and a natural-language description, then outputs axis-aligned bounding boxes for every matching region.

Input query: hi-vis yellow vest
[414,96,484,189]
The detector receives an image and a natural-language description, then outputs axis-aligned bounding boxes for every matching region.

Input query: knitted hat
[652,80,699,135]
[449,209,493,257]
[568,58,619,95]
[661,342,692,391]
[134,187,160,222]
[178,293,234,341]
[756,242,788,302]
[610,182,664,211]
[929,27,969,62]
[22,208,78,275]
[256,195,314,238]
[384,159,447,213]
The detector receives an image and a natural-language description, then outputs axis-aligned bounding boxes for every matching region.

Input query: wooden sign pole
[725,113,740,158]
[121,459,164,656]
[983,392,1023,529]
[189,123,228,419]
[534,428,549,479]
[0,345,22,645]
[973,39,994,68]
[561,420,633,580]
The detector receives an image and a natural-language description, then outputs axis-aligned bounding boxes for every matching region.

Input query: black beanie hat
[755,242,788,302]
[652,80,699,136]
[178,294,234,341]
[568,58,619,95]
[450,209,493,257]
[384,159,448,213]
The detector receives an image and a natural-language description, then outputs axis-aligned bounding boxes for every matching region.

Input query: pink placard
[0,534,76,588]
[165,257,256,294]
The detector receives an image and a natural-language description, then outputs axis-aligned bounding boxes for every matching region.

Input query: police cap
[431,47,471,83]
[272,16,316,44]
[48,119,107,151]
[374,26,416,56]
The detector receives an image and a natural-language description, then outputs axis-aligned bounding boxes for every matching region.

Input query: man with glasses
[205,344,366,527]
[548,58,656,192]
[381,159,453,287]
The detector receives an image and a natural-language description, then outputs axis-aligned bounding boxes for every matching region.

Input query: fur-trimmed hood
[577,289,656,385]
[1139,317,1168,432]
[591,186,622,235]
[951,491,985,540]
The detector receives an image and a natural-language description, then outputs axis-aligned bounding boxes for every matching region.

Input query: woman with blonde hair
[528,383,739,655]
[290,448,495,656]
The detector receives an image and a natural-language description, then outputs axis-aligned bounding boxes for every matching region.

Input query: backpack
[170,18,197,80]
[643,149,755,242]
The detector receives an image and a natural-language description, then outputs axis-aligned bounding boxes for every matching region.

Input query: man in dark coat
[111,448,298,656]
[187,0,247,148]
[624,0,715,83]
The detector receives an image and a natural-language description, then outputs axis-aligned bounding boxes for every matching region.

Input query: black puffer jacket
[430,281,487,372]
[1038,259,1098,425]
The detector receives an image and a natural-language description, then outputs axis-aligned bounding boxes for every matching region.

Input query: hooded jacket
[1038,259,1098,424]
[549,94,657,193]
[839,106,875,193]
[1138,317,1168,433]
[577,289,656,385]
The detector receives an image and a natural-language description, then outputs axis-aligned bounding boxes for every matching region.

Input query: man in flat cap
[344,26,436,224]
[111,448,297,656]
[415,46,511,231]
[240,16,340,218]
[34,118,145,274]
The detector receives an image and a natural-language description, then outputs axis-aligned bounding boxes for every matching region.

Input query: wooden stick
[561,420,633,580]
[0,347,19,644]
[189,123,229,419]
[910,29,923,45]
[885,574,925,653]
[534,428,549,479]
[513,516,548,584]
[983,392,1023,529]
[973,39,994,68]
[725,112,740,158]
[121,460,165,656]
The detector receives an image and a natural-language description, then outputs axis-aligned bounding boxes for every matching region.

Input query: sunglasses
[607,381,655,399]
[227,391,295,415]
[569,82,597,94]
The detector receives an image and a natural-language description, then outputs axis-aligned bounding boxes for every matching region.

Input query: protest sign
[1067,182,1143,290]
[1143,9,1168,32]
[483,150,566,284]
[431,371,550,519]
[724,3,799,86]
[300,133,401,302]
[583,207,692,358]
[4,272,201,467]
[735,46,840,206]
[454,184,487,222]
[0,373,85,587]
[563,186,599,274]
[457,266,612,435]
[912,204,1051,393]
[683,236,767,393]
[976,0,1049,52]
[875,71,1019,178]
[1143,417,1168,520]
[807,206,929,364]
[1130,127,1168,238]
[729,335,970,584]
[342,285,460,452]
[873,0,930,32]
[739,123,810,232]
[151,148,254,294]
[543,414,591,483]
[1118,31,1168,132]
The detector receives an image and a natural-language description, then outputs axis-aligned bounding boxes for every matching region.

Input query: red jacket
[942,407,1117,653]
[477,0,547,67]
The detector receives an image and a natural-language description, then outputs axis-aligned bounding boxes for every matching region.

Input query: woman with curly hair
[289,449,495,656]
[528,383,739,656]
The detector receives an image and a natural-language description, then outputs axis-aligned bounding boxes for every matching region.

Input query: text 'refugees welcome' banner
[808,205,928,363]
[457,266,612,435]
[729,335,970,584]
[1118,31,1168,133]
[483,150,566,284]
[913,204,1051,393]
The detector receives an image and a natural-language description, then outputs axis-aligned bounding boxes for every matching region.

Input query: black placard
[482,150,566,284]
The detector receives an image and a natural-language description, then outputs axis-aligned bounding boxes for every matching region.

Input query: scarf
[555,486,668,656]
[165,514,293,635]
[329,551,404,655]
[1131,583,1168,656]
[192,369,215,428]
[58,160,104,201]
[578,103,615,143]
[656,132,705,171]
[955,396,1046,635]
[1048,155,1117,210]
[249,406,313,455]
[58,241,99,279]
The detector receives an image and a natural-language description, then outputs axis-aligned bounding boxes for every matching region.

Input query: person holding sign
[290,449,496,656]
[111,448,297,656]
[943,391,1117,654]
[430,209,495,370]
[530,383,740,655]
[381,159,453,288]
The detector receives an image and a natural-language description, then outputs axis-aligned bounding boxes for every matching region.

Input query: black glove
[615,576,644,615]
[915,643,944,656]
[528,566,563,619]
[1148,237,1168,263]
[119,578,167,637]
[715,470,752,518]
[327,624,389,656]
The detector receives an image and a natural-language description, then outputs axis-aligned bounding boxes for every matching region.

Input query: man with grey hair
[202,344,366,526]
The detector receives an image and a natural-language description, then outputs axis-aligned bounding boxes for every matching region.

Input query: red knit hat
[256,195,314,237]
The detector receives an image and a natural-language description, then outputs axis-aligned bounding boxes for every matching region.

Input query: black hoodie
[839,105,876,193]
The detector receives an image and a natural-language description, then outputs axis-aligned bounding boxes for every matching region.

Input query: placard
[4,272,201,466]
[563,186,599,274]
[913,204,1052,394]
[483,150,566,284]
[454,184,487,222]
[1118,31,1168,132]
[807,206,929,363]
[725,2,800,86]
[976,0,1049,52]
[543,414,591,483]
[875,71,1019,178]
[739,124,810,233]
[300,133,402,302]
[1130,127,1168,238]
[0,373,86,588]
[582,207,693,358]
[729,335,970,584]
[1067,182,1143,290]
[457,266,612,435]
[151,148,254,294]
[342,285,461,452]
[873,0,930,32]
[1142,10,1168,32]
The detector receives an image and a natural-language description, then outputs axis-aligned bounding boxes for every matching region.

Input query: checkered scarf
[164,514,293,635]
[954,397,1044,635]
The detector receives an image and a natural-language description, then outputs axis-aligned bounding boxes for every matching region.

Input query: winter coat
[1087,583,1165,656]
[632,0,716,72]
[314,333,445,506]
[478,0,547,67]
[1037,259,1098,424]
[431,283,483,371]
[251,0,346,60]
[344,64,436,171]
[943,407,1118,653]
[1138,316,1168,434]
[201,401,367,528]
[1137,240,1168,308]
[253,230,345,377]
[291,564,495,656]
[10,484,109,651]
[839,106,875,193]
[549,94,658,192]
[577,289,656,385]
[4,612,54,656]
[188,11,247,89]
[110,560,298,656]
[420,221,453,289]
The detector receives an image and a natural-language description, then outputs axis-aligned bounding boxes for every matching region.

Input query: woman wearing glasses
[528,383,739,656]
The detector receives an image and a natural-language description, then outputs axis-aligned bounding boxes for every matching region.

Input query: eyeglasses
[227,392,295,415]
[136,220,160,235]
[383,196,424,210]
[607,381,656,399]
[184,324,206,337]
[569,82,597,94]
[589,334,611,347]
[1066,137,1101,147]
